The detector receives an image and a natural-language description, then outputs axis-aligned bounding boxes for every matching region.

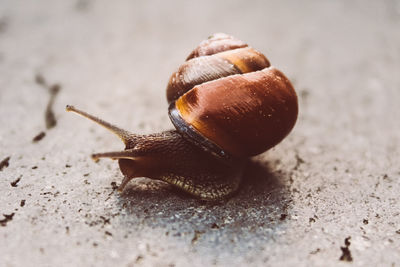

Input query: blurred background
[0,1,399,266]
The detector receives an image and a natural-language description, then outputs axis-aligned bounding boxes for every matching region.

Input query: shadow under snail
[66,33,298,201]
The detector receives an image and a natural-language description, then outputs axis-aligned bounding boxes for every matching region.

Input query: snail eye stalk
[66,105,135,145]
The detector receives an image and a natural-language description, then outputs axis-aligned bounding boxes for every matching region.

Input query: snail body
[67,33,298,200]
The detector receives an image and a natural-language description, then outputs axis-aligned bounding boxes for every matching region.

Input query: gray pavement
[0,1,399,266]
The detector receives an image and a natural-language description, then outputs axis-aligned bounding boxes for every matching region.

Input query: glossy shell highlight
[169,67,298,158]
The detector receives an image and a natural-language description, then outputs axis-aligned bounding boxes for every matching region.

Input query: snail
[66,33,298,200]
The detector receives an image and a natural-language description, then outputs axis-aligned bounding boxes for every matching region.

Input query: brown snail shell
[167,33,297,159]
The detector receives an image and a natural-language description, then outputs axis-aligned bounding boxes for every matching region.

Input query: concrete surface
[1,0,399,266]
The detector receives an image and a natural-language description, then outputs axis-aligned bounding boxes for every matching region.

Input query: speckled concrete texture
[1,1,399,266]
